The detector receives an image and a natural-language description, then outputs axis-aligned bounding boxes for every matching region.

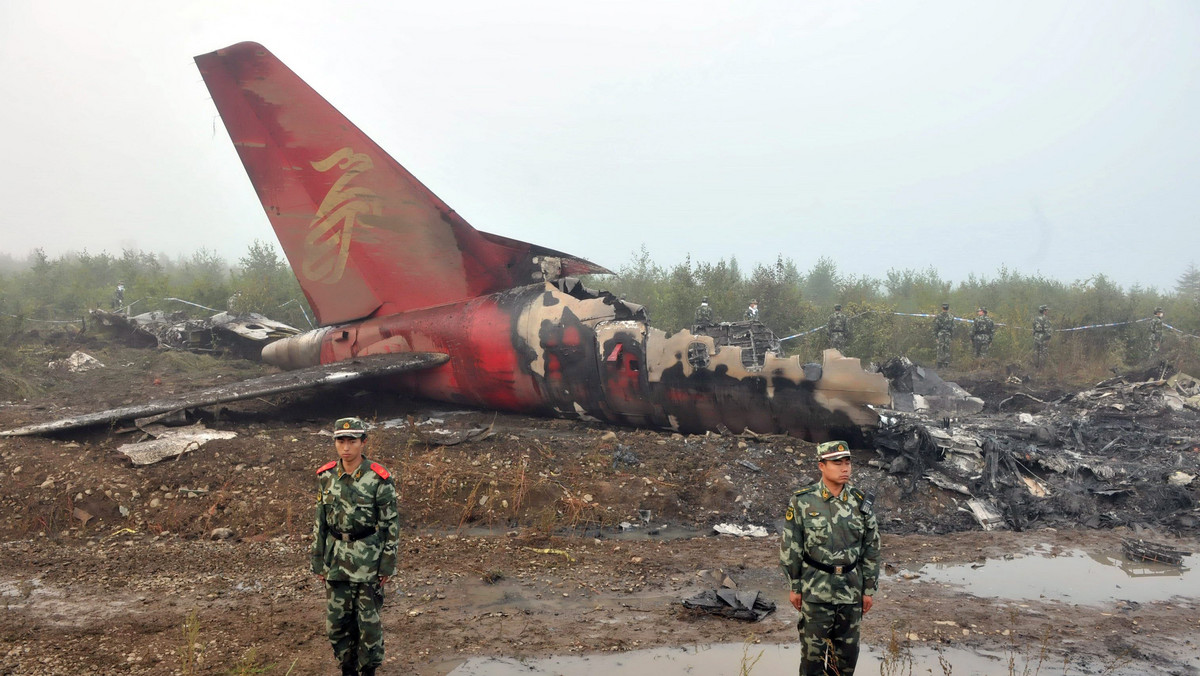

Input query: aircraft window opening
[628,358,639,372]
[687,342,710,369]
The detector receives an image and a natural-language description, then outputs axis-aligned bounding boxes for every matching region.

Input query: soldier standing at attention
[312,417,400,676]
[744,299,760,321]
[971,307,995,358]
[781,441,880,676]
[828,304,850,353]
[112,281,125,311]
[933,303,954,368]
[1032,305,1052,369]
[1149,307,1165,358]
[694,295,715,330]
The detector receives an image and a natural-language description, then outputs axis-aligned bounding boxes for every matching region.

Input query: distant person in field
[933,303,953,368]
[1148,307,1165,358]
[971,307,995,358]
[744,299,760,321]
[1032,305,1052,369]
[828,304,850,353]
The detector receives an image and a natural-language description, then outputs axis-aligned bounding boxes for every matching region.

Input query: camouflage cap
[1154,307,1163,313]
[702,296,709,303]
[834,304,842,311]
[979,306,987,313]
[332,417,367,438]
[1039,304,1048,312]
[816,440,851,462]
[941,303,949,309]
[749,299,758,304]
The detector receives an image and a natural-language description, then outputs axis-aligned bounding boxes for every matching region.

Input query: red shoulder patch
[316,460,338,475]
[369,462,391,480]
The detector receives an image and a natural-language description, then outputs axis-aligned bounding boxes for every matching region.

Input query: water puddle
[908,547,1197,605]
[445,642,1146,675]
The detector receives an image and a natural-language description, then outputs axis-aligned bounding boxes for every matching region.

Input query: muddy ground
[1,334,1197,675]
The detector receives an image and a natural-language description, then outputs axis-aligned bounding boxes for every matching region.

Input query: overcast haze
[1,0,1197,290]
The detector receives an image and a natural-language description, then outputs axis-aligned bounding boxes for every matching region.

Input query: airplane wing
[194,42,610,327]
[0,352,448,437]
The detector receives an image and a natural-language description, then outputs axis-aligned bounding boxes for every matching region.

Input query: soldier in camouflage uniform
[1032,305,1052,369]
[745,299,760,321]
[933,303,953,368]
[827,304,850,353]
[780,441,880,676]
[971,307,995,358]
[1149,307,1164,358]
[693,296,715,331]
[312,417,401,676]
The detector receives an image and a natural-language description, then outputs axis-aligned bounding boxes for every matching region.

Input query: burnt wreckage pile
[872,360,1200,535]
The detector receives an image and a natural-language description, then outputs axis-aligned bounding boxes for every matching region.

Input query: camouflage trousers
[935,332,952,368]
[1034,339,1049,369]
[972,335,991,358]
[798,600,862,675]
[325,580,384,671]
[830,332,848,352]
[1149,335,1162,358]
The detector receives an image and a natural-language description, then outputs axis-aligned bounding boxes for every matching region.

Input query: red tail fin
[195,42,609,326]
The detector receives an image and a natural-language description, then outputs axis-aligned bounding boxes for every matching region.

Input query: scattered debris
[523,547,576,563]
[1167,471,1195,487]
[209,528,236,541]
[965,499,1006,531]
[1121,538,1191,567]
[418,424,495,446]
[713,523,768,538]
[874,367,1200,533]
[680,588,776,622]
[695,569,737,589]
[612,446,641,468]
[90,308,299,359]
[116,424,237,465]
[48,351,104,372]
[735,459,762,472]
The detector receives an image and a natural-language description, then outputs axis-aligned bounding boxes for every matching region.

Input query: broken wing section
[194,42,609,326]
[0,352,448,437]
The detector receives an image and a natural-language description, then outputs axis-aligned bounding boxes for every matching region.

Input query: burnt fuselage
[263,279,891,442]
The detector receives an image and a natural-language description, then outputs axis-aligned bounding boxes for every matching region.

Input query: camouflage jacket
[827,312,849,336]
[933,311,953,336]
[695,304,714,324]
[744,306,759,321]
[1149,316,1164,337]
[1032,315,1052,342]
[310,457,400,582]
[972,316,995,339]
[780,481,880,604]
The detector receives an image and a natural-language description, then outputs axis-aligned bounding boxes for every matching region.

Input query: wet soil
[0,336,1197,675]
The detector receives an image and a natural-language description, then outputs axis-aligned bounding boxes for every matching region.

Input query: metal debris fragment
[680,588,776,622]
[712,523,768,538]
[1121,538,1191,567]
[116,424,237,465]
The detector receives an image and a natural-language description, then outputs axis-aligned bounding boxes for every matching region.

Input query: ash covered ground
[1,332,1197,675]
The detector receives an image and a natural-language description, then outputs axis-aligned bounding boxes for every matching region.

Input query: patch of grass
[738,634,764,675]
[181,609,201,676]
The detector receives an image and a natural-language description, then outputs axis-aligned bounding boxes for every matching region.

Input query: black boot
[360,667,376,676]
[340,662,358,676]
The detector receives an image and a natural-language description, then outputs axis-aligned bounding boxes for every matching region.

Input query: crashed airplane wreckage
[0,42,892,440]
[90,308,301,359]
[872,366,1200,534]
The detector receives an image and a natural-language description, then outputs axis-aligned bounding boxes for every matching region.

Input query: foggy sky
[1,0,1197,291]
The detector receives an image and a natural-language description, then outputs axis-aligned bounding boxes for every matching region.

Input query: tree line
[0,241,313,333]
[596,248,1200,378]
[2,243,1198,378]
